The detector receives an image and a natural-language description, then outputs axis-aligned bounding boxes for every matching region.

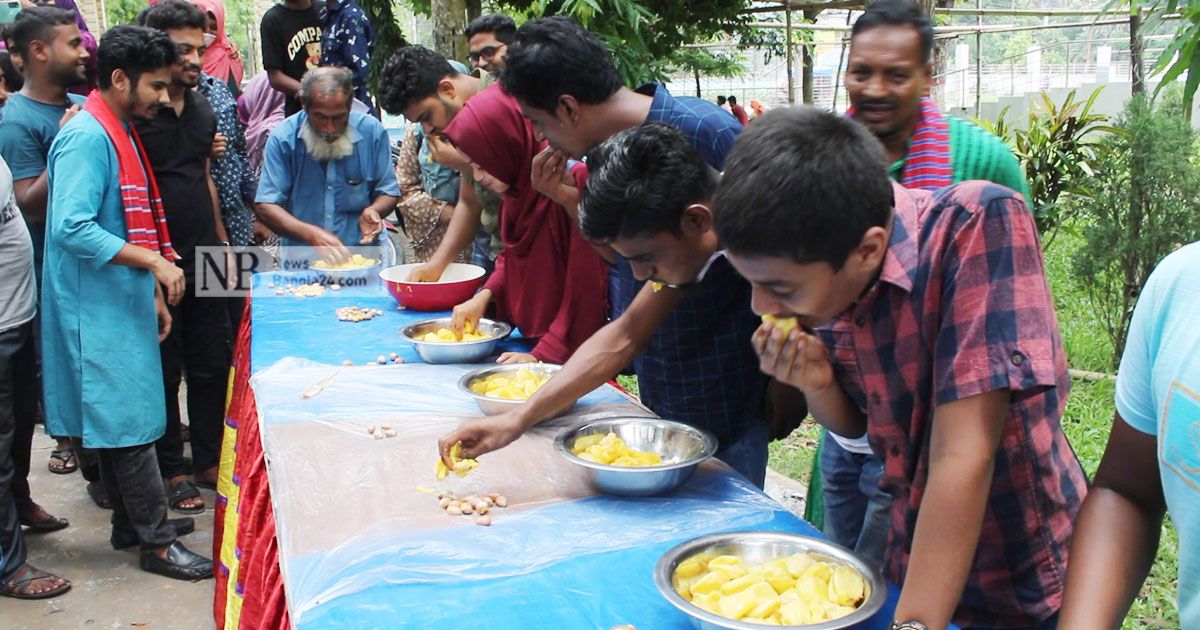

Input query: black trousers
[155,289,232,478]
[96,442,176,548]
[0,322,34,580]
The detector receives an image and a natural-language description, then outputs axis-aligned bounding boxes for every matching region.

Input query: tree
[1109,0,1196,119]
[431,0,468,60]
[359,0,410,94]
[1073,92,1200,366]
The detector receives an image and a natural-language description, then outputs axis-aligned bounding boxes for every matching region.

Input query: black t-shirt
[134,89,218,268]
[260,1,324,116]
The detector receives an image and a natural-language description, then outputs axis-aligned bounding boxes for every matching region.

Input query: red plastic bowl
[379,263,486,311]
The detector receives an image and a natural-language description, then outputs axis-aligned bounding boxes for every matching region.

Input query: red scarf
[848,96,953,191]
[444,85,608,363]
[82,90,177,261]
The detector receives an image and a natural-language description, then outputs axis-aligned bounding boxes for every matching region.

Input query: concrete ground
[1,424,215,630]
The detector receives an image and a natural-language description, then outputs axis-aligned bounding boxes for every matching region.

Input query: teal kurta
[40,111,167,449]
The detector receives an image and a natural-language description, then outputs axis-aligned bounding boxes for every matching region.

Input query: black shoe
[110,518,196,550]
[139,541,213,581]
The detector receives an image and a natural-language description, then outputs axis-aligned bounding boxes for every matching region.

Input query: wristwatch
[890,622,929,630]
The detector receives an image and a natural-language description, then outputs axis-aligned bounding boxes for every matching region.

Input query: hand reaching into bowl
[407,262,445,282]
[451,290,492,338]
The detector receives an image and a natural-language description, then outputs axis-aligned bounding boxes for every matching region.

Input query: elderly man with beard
[135,0,232,514]
[255,66,399,264]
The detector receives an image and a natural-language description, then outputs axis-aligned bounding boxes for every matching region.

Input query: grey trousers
[96,442,177,549]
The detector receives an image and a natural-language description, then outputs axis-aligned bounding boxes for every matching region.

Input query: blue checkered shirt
[607,85,763,447]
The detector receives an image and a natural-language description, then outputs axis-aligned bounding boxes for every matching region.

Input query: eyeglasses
[468,44,505,63]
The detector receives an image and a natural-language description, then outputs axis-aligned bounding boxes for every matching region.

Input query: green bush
[1073,92,1200,368]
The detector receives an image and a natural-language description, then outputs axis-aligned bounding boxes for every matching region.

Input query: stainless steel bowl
[400,317,512,364]
[554,418,717,496]
[654,530,887,630]
[457,363,563,414]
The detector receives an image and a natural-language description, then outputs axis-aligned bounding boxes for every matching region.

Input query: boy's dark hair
[464,13,516,43]
[0,51,23,91]
[136,0,207,32]
[580,122,718,243]
[728,95,738,104]
[9,5,77,58]
[713,107,893,269]
[500,16,621,114]
[717,95,727,105]
[378,46,458,116]
[96,25,178,90]
[852,0,934,64]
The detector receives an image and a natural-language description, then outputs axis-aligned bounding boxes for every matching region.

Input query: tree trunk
[466,0,482,24]
[801,9,819,105]
[694,66,702,98]
[432,0,467,63]
[1130,10,1145,96]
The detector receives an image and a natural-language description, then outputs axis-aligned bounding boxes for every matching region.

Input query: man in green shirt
[811,0,1032,569]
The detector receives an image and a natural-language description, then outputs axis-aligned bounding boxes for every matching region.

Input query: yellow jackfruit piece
[689,570,732,596]
[829,564,866,607]
[761,313,799,335]
[718,589,757,620]
[719,573,765,596]
[784,553,814,578]
[762,566,796,595]
[569,431,662,467]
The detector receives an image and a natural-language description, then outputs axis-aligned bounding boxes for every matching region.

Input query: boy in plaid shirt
[713,107,1087,628]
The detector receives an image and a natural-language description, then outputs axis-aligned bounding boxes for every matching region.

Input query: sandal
[47,449,77,475]
[19,505,69,533]
[168,479,205,515]
[86,482,112,510]
[0,563,71,600]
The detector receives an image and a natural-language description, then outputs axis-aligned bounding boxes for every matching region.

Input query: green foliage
[360,0,409,92]
[105,0,143,28]
[498,0,751,85]
[1125,0,1200,119]
[1072,92,1200,366]
[976,88,1122,249]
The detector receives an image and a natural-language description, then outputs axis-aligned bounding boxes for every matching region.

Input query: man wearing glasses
[463,13,514,84]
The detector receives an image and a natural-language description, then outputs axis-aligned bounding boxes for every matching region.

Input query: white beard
[301,122,355,161]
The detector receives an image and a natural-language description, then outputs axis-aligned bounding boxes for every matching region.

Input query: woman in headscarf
[238,71,285,177]
[191,0,244,97]
[443,86,608,365]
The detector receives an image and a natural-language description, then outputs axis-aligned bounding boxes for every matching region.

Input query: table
[212,272,904,629]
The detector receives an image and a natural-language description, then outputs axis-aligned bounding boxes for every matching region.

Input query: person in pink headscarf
[190,0,244,97]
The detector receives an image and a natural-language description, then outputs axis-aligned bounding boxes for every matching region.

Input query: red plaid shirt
[816,181,1087,628]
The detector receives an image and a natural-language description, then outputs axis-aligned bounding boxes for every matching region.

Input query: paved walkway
[1,425,215,629]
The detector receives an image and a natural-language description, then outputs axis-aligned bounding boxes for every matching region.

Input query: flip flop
[47,449,77,475]
[168,480,205,515]
[0,564,71,600]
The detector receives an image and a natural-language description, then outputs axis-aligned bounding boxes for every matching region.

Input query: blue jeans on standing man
[820,435,892,569]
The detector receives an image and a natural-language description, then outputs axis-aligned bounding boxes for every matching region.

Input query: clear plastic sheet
[247,276,902,629]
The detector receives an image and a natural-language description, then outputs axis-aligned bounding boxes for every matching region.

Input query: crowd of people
[0,1,1192,629]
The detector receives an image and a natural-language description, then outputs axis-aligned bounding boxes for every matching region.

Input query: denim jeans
[0,322,32,580]
[97,443,176,549]
[715,419,770,489]
[820,436,892,569]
